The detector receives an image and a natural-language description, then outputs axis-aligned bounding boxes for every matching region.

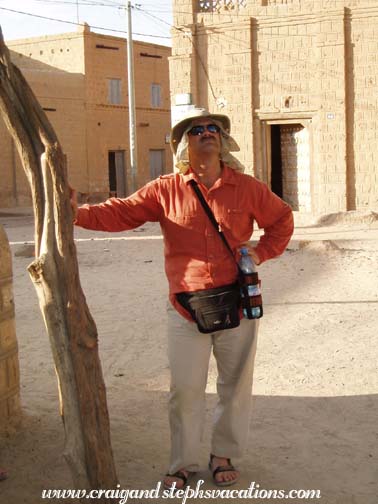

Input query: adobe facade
[0,25,172,207]
[170,0,378,214]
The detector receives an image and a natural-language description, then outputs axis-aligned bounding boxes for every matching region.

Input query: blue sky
[0,0,173,46]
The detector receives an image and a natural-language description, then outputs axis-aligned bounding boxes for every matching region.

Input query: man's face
[187,118,221,158]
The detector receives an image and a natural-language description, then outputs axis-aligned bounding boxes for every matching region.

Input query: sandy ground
[0,208,377,504]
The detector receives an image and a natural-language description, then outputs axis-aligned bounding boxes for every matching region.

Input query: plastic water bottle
[239,247,263,319]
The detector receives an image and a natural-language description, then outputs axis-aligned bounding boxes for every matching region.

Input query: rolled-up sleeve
[251,179,294,263]
[75,181,162,232]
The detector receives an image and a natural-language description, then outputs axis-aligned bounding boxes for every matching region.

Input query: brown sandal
[209,454,239,487]
[163,470,193,491]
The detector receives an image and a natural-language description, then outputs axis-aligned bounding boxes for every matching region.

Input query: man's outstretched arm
[70,182,162,232]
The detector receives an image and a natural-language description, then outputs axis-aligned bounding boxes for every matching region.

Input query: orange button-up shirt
[75,165,294,320]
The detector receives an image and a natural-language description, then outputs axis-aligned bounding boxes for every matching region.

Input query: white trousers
[167,303,259,474]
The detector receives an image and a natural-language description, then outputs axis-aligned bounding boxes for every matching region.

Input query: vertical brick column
[348,5,378,209]
[170,1,199,107]
[315,11,348,213]
[0,224,21,430]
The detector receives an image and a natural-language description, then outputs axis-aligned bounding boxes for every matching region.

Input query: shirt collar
[182,164,238,186]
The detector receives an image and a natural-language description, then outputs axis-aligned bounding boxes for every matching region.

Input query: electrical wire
[135,5,220,101]
[135,6,172,28]
[137,5,371,99]
[0,6,171,39]
[2,1,376,87]
[134,9,172,38]
[27,0,125,7]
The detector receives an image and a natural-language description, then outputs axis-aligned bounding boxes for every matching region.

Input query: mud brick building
[0,24,172,207]
[170,0,378,214]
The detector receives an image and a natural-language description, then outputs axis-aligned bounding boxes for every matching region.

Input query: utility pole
[76,0,79,23]
[127,0,138,194]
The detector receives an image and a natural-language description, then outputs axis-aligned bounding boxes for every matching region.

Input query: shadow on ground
[1,391,377,504]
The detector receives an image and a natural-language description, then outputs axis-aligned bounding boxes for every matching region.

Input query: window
[197,0,247,12]
[151,83,162,108]
[108,78,122,105]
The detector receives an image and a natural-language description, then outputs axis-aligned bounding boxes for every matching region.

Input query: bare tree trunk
[0,27,118,496]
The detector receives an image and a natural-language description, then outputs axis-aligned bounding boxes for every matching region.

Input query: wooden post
[0,27,118,496]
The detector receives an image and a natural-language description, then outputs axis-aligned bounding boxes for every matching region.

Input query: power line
[137,5,373,102]
[0,6,171,39]
[27,0,125,7]
[135,9,172,38]
[137,6,220,102]
[10,0,173,11]
[135,5,172,28]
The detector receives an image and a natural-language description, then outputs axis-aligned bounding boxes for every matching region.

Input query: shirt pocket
[220,208,251,230]
[165,214,205,238]
[170,214,203,230]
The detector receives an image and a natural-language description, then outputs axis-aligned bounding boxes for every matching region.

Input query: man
[71,108,293,489]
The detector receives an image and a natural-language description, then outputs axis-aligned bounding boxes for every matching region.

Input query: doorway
[271,125,283,198]
[149,149,165,180]
[269,123,311,212]
[108,151,126,198]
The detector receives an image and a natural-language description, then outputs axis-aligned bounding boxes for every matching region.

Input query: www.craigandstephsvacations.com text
[42,480,322,503]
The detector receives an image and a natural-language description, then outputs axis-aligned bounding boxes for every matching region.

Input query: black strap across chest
[188,179,243,275]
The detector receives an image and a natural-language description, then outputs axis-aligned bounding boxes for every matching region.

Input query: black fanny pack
[176,282,241,334]
[179,179,263,334]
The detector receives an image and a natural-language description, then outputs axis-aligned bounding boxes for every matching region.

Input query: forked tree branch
[0,26,118,499]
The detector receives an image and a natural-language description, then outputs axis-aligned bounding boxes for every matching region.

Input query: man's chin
[199,144,219,154]
[200,138,217,145]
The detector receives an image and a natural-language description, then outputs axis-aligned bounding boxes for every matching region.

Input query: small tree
[0,27,118,496]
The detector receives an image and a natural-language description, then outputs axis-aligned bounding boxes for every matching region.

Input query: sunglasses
[188,124,221,136]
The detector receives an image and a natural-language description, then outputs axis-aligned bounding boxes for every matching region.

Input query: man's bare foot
[163,469,191,491]
[209,454,239,486]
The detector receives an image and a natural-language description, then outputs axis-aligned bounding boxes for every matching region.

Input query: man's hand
[69,186,78,221]
[237,243,261,265]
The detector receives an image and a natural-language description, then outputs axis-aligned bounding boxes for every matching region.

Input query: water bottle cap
[240,247,249,255]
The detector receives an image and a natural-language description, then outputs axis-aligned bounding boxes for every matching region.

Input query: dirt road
[0,209,377,503]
